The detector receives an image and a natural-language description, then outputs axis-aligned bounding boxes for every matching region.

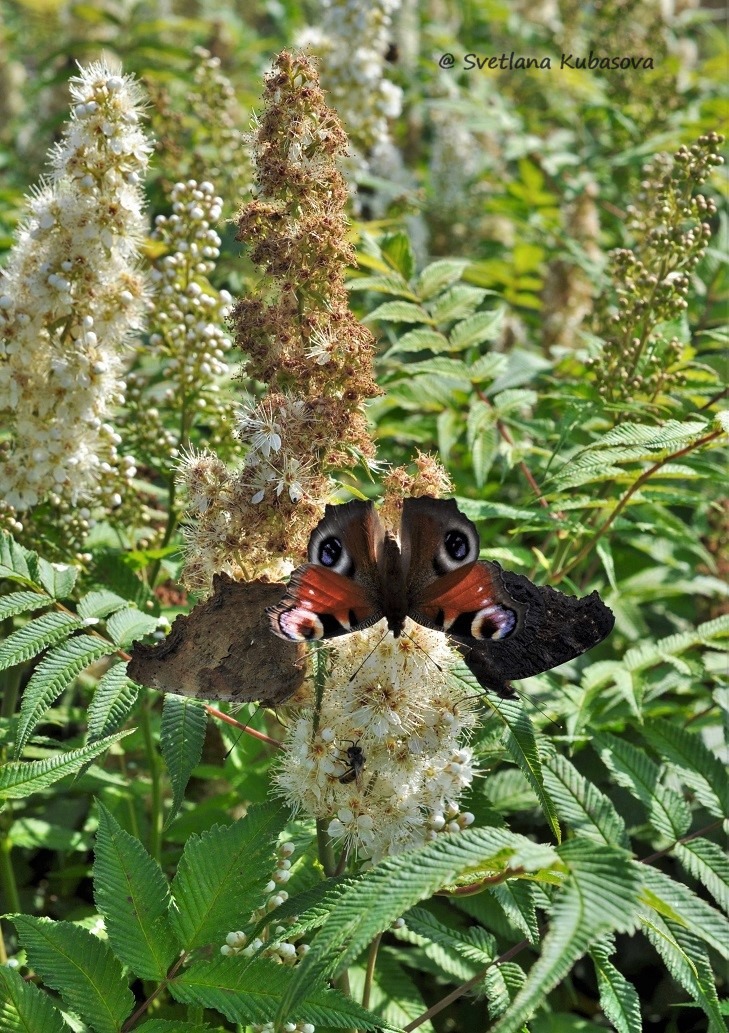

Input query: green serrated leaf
[380,230,415,281]
[365,300,432,325]
[590,936,641,1033]
[10,915,134,1033]
[384,328,450,356]
[161,694,208,824]
[0,532,40,584]
[640,864,729,960]
[492,388,537,415]
[472,425,499,488]
[106,607,160,647]
[543,753,628,848]
[170,803,289,949]
[94,802,179,979]
[453,498,537,522]
[491,879,540,944]
[0,611,82,675]
[0,964,68,1033]
[674,838,729,914]
[414,258,469,300]
[590,419,709,451]
[347,273,413,297]
[171,955,395,1030]
[466,399,496,451]
[448,308,505,350]
[87,661,139,743]
[437,408,461,463]
[429,284,487,325]
[488,841,641,1033]
[641,718,729,819]
[467,351,509,385]
[404,906,494,967]
[492,695,561,843]
[275,826,559,1026]
[594,732,692,842]
[78,590,132,620]
[15,635,117,757]
[641,912,726,1033]
[0,730,131,800]
[36,559,79,599]
[0,590,47,622]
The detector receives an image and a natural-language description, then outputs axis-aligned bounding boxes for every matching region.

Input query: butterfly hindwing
[411,561,522,641]
[452,566,615,696]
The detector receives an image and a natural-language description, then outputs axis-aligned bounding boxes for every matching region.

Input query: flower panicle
[589,132,724,405]
[179,51,380,591]
[0,60,151,554]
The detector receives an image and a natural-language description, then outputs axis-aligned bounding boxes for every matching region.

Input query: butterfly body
[268,496,615,697]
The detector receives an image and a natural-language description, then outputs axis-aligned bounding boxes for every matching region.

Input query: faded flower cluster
[590,133,724,405]
[179,53,379,590]
[0,61,150,534]
[275,621,477,864]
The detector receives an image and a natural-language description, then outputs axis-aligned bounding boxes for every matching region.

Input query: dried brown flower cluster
[589,133,724,406]
[378,452,453,529]
[179,52,380,589]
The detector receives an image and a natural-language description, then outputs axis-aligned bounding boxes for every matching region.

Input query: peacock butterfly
[268,496,615,698]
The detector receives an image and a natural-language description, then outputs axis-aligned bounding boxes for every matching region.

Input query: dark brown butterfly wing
[451,565,615,698]
[268,500,387,640]
[128,574,305,705]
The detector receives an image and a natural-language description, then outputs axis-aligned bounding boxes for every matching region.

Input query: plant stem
[640,819,722,866]
[0,819,20,914]
[204,705,282,747]
[316,818,337,878]
[362,932,382,1010]
[139,699,163,861]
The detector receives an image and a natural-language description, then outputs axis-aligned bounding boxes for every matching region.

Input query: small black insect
[338,741,366,786]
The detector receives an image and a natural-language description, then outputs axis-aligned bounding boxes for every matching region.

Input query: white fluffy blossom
[297,0,404,201]
[0,61,151,514]
[274,622,479,863]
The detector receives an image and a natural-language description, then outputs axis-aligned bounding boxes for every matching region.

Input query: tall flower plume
[0,61,150,547]
[178,51,379,590]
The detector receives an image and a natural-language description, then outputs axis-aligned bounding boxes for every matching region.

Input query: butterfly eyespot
[444,530,470,562]
[319,536,342,567]
[471,604,517,641]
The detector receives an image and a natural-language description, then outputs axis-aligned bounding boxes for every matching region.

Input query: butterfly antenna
[518,689,563,730]
[222,702,260,760]
[348,629,389,683]
[403,631,443,674]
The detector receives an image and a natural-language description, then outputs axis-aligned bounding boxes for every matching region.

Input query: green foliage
[169,805,289,949]
[0,964,68,1033]
[10,914,136,1033]
[160,694,208,824]
[94,802,178,980]
[1,5,727,1032]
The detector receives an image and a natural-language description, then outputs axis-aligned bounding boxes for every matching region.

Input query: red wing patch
[412,562,518,640]
[268,564,382,641]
